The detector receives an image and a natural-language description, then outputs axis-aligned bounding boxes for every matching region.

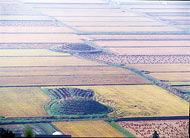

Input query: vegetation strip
[106,121,136,138]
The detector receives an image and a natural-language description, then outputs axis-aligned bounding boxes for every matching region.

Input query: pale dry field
[64,21,166,27]
[21,0,106,3]
[134,8,190,13]
[52,120,125,137]
[57,85,189,118]
[95,41,190,47]
[56,16,155,22]
[0,57,103,66]
[0,87,50,117]
[0,27,74,33]
[166,82,190,85]
[88,35,190,40]
[0,49,69,56]
[107,47,190,55]
[75,26,180,32]
[0,66,134,76]
[150,73,190,82]
[41,11,138,17]
[0,74,151,86]
[0,34,83,43]
[122,5,190,9]
[127,64,190,72]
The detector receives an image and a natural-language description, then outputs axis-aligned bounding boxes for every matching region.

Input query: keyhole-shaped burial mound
[44,88,113,116]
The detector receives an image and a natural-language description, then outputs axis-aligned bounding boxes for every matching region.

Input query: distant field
[0,66,133,76]
[0,57,103,66]
[0,87,50,117]
[0,55,151,86]
[48,85,189,118]
[0,27,73,33]
[56,16,154,22]
[95,41,190,47]
[127,64,190,82]
[118,119,189,138]
[150,73,190,82]
[166,82,190,86]
[75,26,180,32]
[0,49,70,56]
[0,74,150,86]
[89,35,190,40]
[127,64,190,72]
[0,34,82,43]
[107,47,190,55]
[41,11,138,17]
[65,21,166,27]
[52,120,125,137]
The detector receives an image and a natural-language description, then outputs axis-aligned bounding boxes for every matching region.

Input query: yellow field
[150,73,190,82]
[0,57,103,66]
[0,49,70,56]
[0,87,50,117]
[52,120,125,137]
[56,85,189,118]
[166,82,190,85]
[127,64,190,72]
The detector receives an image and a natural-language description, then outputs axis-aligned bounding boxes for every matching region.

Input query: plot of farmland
[107,47,190,55]
[88,35,190,40]
[0,34,82,43]
[0,57,103,67]
[0,87,50,117]
[0,55,150,86]
[0,73,150,86]
[0,27,74,33]
[39,11,139,17]
[118,119,189,138]
[52,85,189,118]
[127,64,190,82]
[64,21,166,27]
[55,16,155,22]
[150,73,190,82]
[127,64,190,72]
[52,120,125,137]
[75,26,180,32]
[0,49,70,56]
[95,41,190,47]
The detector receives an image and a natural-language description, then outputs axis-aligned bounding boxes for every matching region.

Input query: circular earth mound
[51,98,112,115]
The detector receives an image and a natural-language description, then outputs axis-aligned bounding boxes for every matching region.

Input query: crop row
[118,120,189,138]
[47,88,94,100]
[81,53,190,64]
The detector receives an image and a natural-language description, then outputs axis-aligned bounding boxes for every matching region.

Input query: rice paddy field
[52,120,125,137]
[0,0,190,137]
[0,87,50,117]
[127,64,190,84]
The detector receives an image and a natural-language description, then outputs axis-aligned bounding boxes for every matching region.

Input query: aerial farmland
[0,0,189,137]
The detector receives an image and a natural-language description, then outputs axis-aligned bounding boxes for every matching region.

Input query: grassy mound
[51,98,112,115]
[42,88,113,117]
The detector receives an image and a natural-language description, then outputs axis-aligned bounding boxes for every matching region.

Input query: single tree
[152,130,160,138]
